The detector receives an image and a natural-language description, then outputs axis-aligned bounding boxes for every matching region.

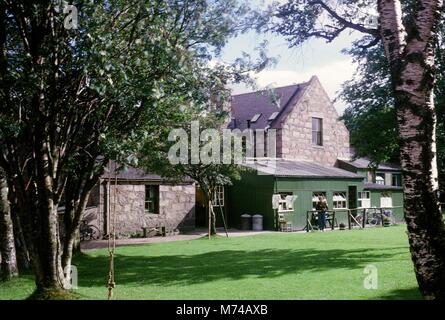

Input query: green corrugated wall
[275,177,364,228]
[227,171,364,230]
[369,189,405,222]
[227,170,275,230]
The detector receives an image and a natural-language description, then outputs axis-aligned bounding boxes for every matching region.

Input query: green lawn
[0,225,422,300]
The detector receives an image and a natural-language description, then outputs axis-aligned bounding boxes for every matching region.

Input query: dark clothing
[315,201,328,212]
[318,211,326,230]
[315,201,328,231]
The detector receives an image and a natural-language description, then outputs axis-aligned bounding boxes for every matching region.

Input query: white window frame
[333,192,347,209]
[311,117,323,146]
[278,192,294,212]
[358,191,371,208]
[380,192,393,208]
[375,176,385,185]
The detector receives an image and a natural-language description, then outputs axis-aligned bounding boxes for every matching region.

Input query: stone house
[226,76,405,230]
[229,76,351,166]
[85,163,195,237]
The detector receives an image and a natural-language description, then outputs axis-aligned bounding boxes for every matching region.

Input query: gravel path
[80,228,275,250]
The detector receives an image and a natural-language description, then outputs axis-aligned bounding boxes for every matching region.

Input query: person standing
[316,196,328,231]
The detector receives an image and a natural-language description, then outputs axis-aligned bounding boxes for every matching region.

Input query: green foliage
[339,40,445,172]
[270,0,445,175]
[271,0,379,47]
[339,44,400,166]
[0,0,271,287]
[139,105,243,197]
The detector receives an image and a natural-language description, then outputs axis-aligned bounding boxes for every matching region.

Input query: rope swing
[106,164,117,299]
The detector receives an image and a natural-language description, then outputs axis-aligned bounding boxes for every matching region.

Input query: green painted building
[336,158,405,222]
[227,158,405,231]
[226,78,405,231]
[227,159,365,230]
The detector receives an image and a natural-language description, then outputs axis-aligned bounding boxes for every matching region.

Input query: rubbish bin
[252,214,263,231]
[240,214,252,230]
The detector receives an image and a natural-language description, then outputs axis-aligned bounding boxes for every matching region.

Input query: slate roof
[243,159,363,179]
[229,82,309,131]
[337,157,401,171]
[101,161,193,183]
[364,183,403,191]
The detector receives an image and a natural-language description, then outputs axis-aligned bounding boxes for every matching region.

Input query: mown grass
[0,225,421,300]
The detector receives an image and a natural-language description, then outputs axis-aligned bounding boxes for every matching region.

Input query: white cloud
[230,58,357,114]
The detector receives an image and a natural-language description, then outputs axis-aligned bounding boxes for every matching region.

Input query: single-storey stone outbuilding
[85,163,195,237]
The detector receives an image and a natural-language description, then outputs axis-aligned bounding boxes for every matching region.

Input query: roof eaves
[274,175,364,179]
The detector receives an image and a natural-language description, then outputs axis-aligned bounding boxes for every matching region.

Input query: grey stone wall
[277,77,350,166]
[90,181,195,236]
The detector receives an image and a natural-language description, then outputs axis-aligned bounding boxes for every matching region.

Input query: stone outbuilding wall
[87,180,195,237]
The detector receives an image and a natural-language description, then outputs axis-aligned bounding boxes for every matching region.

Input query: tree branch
[310,0,380,37]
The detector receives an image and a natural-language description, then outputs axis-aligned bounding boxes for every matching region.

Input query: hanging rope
[107,164,117,299]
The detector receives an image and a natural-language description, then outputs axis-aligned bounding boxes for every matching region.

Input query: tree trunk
[33,149,66,295]
[378,0,445,299]
[394,90,445,299]
[209,201,217,236]
[201,186,217,238]
[7,162,67,298]
[369,165,378,184]
[61,169,101,272]
[12,211,30,271]
[0,171,18,281]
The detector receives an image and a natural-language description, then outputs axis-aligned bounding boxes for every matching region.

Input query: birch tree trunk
[11,211,30,271]
[0,170,18,281]
[378,0,445,299]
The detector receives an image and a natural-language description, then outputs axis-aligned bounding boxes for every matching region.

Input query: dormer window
[251,113,262,123]
[268,112,279,121]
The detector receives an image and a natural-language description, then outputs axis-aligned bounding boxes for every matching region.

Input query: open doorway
[348,186,357,210]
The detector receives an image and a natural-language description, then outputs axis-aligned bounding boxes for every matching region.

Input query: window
[251,113,262,123]
[358,191,371,208]
[278,192,294,212]
[392,173,402,187]
[380,192,392,208]
[312,192,327,210]
[333,192,347,209]
[375,176,385,185]
[212,185,224,207]
[145,185,159,214]
[311,117,323,146]
[268,112,279,121]
[376,172,385,185]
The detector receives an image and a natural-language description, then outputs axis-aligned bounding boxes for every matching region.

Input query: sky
[219,1,362,114]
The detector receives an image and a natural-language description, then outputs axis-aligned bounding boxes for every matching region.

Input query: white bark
[378,0,445,299]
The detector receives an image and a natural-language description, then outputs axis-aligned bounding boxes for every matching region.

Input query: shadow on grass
[378,287,422,300]
[74,247,409,289]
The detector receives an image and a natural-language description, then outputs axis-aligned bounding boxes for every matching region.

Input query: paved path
[80,229,275,250]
